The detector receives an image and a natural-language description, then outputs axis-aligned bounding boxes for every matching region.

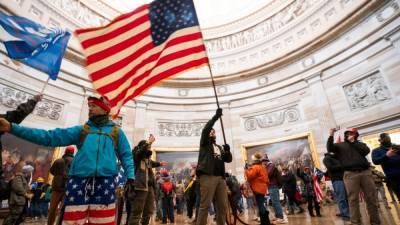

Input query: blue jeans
[269,187,283,219]
[176,196,184,214]
[332,180,350,218]
[255,193,270,225]
[246,197,254,209]
[162,196,174,223]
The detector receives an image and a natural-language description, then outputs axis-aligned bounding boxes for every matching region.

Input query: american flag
[313,168,324,202]
[75,0,208,115]
[63,177,116,224]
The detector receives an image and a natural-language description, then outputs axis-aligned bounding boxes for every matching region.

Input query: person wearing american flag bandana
[0,96,135,225]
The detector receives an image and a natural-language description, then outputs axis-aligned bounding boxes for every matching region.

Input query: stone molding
[0,83,64,121]
[40,0,109,27]
[157,121,207,137]
[205,0,321,55]
[243,105,301,131]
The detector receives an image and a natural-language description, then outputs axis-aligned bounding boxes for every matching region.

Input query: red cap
[88,96,111,113]
[65,146,75,155]
[346,128,358,134]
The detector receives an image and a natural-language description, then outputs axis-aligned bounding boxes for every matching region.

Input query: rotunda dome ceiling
[90,0,382,88]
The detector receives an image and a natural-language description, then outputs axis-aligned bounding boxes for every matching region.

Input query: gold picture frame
[241,132,320,169]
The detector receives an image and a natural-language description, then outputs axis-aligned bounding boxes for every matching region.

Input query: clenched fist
[0,118,11,133]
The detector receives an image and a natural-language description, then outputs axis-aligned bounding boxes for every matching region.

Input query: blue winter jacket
[10,121,134,179]
[372,145,400,179]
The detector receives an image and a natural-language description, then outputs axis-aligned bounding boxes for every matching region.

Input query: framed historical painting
[1,133,59,182]
[241,132,320,171]
[152,147,198,182]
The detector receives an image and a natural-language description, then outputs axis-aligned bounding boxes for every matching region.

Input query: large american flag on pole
[75,0,208,115]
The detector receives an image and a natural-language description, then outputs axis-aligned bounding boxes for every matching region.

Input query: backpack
[0,178,11,200]
[161,181,173,195]
[79,123,120,160]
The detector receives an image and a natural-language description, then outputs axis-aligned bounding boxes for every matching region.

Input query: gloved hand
[222,144,230,152]
[125,179,136,200]
[215,108,223,118]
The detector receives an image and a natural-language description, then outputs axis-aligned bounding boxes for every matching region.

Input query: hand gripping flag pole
[192,5,228,146]
[205,61,227,145]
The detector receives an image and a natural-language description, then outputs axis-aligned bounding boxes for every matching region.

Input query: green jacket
[9,173,28,206]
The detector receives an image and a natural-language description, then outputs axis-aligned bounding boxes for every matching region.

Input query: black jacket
[196,113,232,177]
[323,153,344,181]
[0,99,38,174]
[281,171,297,194]
[326,136,370,171]
[50,154,73,192]
[133,141,161,191]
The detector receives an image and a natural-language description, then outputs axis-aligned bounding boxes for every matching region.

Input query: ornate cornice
[0,83,65,121]
[1,0,394,91]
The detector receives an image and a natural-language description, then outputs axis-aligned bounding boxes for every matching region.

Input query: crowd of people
[0,95,399,225]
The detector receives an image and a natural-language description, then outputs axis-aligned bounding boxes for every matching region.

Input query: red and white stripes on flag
[313,175,324,203]
[75,1,208,115]
[63,203,116,225]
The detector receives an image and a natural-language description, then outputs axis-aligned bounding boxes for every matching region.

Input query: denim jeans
[246,197,254,209]
[255,193,270,225]
[268,187,283,219]
[162,196,174,223]
[176,195,184,214]
[332,180,350,218]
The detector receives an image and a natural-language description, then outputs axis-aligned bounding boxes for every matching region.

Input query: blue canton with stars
[64,177,116,206]
[149,0,200,46]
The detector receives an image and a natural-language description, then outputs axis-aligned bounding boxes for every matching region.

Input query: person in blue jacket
[0,96,135,225]
[372,133,400,200]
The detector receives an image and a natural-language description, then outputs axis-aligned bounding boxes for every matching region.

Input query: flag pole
[40,77,50,94]
[193,0,228,145]
[206,63,227,145]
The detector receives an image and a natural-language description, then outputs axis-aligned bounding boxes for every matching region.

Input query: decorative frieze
[158,121,207,137]
[45,0,108,27]
[0,84,64,121]
[343,72,391,110]
[243,106,301,131]
[205,0,318,54]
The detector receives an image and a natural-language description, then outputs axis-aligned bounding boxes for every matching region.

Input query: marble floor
[2,201,399,225]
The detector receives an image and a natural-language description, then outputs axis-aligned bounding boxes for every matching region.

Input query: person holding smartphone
[372,133,400,200]
[127,134,167,225]
[327,128,380,225]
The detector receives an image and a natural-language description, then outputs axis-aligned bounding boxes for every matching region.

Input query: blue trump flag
[0,13,71,80]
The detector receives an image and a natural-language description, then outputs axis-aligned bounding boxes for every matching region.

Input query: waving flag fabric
[75,0,208,115]
[0,13,70,80]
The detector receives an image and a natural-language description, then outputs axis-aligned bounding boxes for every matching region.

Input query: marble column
[132,101,148,145]
[219,101,237,175]
[305,72,337,166]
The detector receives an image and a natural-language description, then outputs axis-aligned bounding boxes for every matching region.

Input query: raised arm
[9,123,82,147]
[200,108,222,146]
[327,128,339,153]
[4,95,42,124]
